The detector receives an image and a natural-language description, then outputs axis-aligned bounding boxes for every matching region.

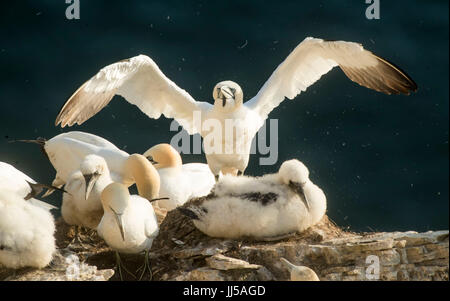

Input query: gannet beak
[289,181,310,211]
[112,209,125,241]
[220,86,234,98]
[84,173,100,201]
[302,191,311,211]
[149,197,169,203]
[219,86,234,107]
[280,257,296,272]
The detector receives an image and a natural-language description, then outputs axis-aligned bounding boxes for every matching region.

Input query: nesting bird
[97,182,159,254]
[62,154,112,229]
[0,162,57,269]
[0,192,56,269]
[55,37,417,177]
[143,143,215,210]
[62,152,163,227]
[280,258,320,281]
[178,159,327,239]
[22,132,213,208]
[97,181,159,279]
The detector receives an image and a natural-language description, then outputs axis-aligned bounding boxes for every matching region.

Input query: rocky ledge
[1,209,448,281]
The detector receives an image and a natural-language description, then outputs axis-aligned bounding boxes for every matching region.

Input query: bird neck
[124,154,160,200]
[213,98,243,113]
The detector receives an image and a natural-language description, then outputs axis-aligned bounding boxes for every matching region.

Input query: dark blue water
[0,0,448,232]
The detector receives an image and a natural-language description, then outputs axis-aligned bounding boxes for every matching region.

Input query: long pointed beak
[302,192,311,211]
[220,86,234,98]
[113,212,125,241]
[84,173,100,201]
[280,258,296,272]
[289,181,310,211]
[219,86,234,107]
[149,197,169,203]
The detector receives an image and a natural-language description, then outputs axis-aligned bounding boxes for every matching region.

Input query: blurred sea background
[0,0,448,232]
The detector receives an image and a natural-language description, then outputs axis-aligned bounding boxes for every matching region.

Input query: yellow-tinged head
[143,143,182,169]
[100,183,130,241]
[123,154,160,201]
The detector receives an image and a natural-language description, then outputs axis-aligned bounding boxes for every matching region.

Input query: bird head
[279,159,311,210]
[280,258,320,281]
[101,183,129,241]
[279,159,310,185]
[212,81,243,111]
[80,154,108,201]
[143,143,182,169]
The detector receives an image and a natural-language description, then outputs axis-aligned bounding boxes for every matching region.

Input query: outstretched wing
[246,37,417,120]
[55,55,212,134]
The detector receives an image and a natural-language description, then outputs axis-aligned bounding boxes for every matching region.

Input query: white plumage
[143,143,215,210]
[26,131,215,210]
[62,154,112,229]
[97,183,159,254]
[96,159,160,280]
[0,162,56,269]
[0,191,56,269]
[179,159,327,239]
[55,37,417,177]
[27,131,129,189]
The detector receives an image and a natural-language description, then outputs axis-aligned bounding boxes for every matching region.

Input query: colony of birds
[0,37,416,280]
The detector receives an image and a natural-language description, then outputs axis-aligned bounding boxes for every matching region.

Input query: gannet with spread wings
[55,37,417,177]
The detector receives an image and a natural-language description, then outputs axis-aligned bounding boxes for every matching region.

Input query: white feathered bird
[55,37,417,177]
[143,143,215,210]
[0,192,56,269]
[178,159,327,239]
[0,163,58,269]
[62,154,112,229]
[21,131,215,208]
[18,131,129,191]
[62,152,166,229]
[97,181,159,280]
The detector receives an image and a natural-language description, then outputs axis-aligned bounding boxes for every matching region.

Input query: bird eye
[147,156,158,164]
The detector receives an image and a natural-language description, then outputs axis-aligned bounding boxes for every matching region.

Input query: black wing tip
[325,38,419,95]
[25,181,67,200]
[14,137,47,145]
[375,55,418,94]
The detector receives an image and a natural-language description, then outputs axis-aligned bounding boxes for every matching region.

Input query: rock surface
[0,248,114,281]
[149,209,449,281]
[1,213,448,281]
